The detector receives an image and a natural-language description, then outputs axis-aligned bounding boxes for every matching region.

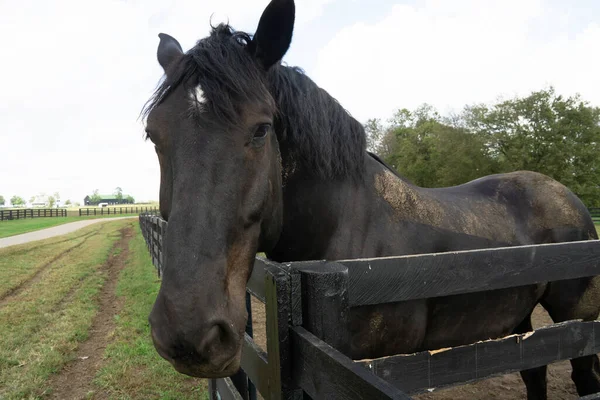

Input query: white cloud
[1,0,596,206]
[313,0,600,123]
[0,0,336,205]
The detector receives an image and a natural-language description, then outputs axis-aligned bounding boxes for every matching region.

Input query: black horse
[143,0,600,398]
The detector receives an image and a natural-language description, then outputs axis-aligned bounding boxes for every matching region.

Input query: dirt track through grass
[0,219,206,399]
[91,223,206,399]
[0,221,129,399]
[0,230,99,303]
[46,225,133,399]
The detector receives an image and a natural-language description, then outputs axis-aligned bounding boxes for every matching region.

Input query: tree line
[365,87,600,207]
[0,193,75,208]
[88,187,135,205]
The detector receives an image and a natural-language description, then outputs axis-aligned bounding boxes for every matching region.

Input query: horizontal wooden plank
[240,333,270,397]
[291,326,411,399]
[215,377,245,400]
[356,320,600,394]
[340,239,600,306]
[247,257,268,303]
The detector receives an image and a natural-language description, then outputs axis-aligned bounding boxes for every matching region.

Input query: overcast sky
[1,0,599,205]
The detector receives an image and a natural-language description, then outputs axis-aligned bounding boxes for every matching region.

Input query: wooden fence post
[297,262,351,357]
[264,264,304,400]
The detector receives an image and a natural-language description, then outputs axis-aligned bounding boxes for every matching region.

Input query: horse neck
[266,155,405,262]
[264,67,415,261]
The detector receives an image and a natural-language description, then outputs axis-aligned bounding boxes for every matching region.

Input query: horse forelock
[142,23,368,181]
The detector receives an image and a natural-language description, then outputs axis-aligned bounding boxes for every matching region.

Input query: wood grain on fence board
[356,320,600,394]
[214,377,245,400]
[291,326,412,400]
[341,240,600,306]
[247,258,267,303]
[241,334,270,397]
[297,262,352,357]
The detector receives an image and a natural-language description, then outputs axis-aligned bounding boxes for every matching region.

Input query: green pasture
[0,220,205,399]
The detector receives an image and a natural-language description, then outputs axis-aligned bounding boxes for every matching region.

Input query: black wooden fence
[138,213,600,399]
[0,208,67,221]
[139,212,165,277]
[79,206,158,216]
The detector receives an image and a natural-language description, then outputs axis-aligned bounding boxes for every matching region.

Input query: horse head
[144,0,295,378]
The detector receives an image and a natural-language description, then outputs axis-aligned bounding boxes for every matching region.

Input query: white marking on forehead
[189,84,206,110]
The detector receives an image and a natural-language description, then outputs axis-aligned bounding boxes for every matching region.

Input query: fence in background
[139,211,164,277]
[79,206,158,216]
[0,208,67,221]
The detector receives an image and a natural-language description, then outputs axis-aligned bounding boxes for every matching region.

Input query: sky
[0,0,599,205]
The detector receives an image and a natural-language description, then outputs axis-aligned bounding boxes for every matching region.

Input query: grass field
[0,219,205,399]
[0,216,599,399]
[93,222,206,399]
[0,221,126,398]
[0,214,141,239]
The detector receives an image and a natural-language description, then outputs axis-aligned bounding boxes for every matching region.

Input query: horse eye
[253,124,270,139]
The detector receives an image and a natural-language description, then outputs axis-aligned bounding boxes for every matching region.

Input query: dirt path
[0,216,137,249]
[46,226,134,400]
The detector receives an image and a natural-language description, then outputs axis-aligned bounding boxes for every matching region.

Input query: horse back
[428,170,597,245]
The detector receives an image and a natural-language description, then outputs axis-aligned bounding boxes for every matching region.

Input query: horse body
[270,148,600,362]
[143,1,600,397]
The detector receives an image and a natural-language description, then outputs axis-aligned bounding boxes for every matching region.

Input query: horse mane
[142,23,366,180]
[268,66,366,179]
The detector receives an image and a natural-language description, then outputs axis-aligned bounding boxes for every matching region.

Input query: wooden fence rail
[80,206,158,216]
[138,213,600,400]
[0,208,67,221]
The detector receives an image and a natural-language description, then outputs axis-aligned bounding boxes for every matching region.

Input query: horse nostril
[198,321,239,360]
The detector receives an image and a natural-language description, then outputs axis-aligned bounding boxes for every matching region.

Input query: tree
[48,195,56,208]
[10,196,25,207]
[90,189,101,205]
[65,199,72,206]
[114,187,123,203]
[74,202,81,207]
[0,195,5,206]
[365,87,600,206]
[365,118,384,154]
[462,87,600,206]
[372,104,498,188]
[29,196,35,204]
[382,106,443,187]
[125,195,135,204]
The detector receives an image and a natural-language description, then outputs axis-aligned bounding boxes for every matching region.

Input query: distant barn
[83,194,133,206]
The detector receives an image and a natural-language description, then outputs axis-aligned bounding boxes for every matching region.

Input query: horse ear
[157,33,184,73]
[249,0,295,70]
